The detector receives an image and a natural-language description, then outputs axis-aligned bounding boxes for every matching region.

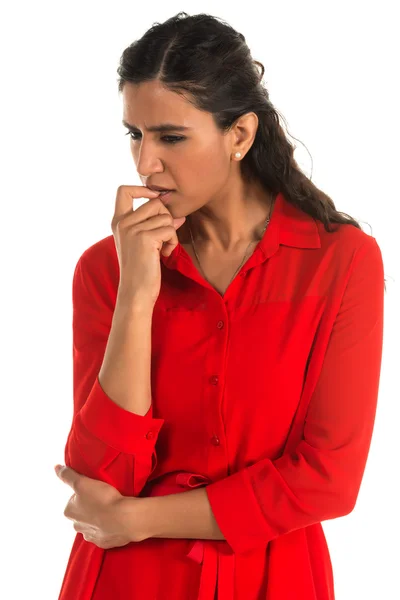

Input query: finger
[113,185,160,222]
[55,465,80,492]
[63,493,78,520]
[128,202,184,257]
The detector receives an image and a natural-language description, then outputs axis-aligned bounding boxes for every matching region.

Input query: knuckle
[159,214,172,227]
[115,219,128,234]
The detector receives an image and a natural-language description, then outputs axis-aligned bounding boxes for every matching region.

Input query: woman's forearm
[98,293,154,416]
[137,487,226,541]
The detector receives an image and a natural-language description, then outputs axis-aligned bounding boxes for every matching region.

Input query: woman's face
[122,80,237,217]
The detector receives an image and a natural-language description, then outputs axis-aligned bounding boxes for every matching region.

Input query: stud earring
[235,152,241,158]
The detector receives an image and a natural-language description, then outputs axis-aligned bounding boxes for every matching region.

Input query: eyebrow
[122,120,192,133]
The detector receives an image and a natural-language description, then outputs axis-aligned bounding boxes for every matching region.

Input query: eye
[124,131,185,144]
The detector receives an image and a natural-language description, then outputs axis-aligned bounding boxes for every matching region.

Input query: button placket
[206,308,229,458]
[209,374,222,447]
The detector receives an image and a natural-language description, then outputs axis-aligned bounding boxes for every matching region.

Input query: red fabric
[57,191,384,600]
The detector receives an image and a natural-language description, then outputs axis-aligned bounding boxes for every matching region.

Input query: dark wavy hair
[116,12,387,287]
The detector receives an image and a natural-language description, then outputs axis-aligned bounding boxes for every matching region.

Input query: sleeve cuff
[206,467,274,555]
[79,375,165,455]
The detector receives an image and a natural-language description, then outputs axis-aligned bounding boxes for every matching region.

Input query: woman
[56,11,385,600]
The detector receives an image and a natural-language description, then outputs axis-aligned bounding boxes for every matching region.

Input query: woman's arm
[97,291,154,417]
[64,252,164,497]
[135,486,226,541]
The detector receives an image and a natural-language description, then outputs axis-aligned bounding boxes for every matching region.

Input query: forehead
[122,80,208,128]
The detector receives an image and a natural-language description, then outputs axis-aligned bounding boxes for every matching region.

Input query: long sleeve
[205,235,385,555]
[65,252,164,497]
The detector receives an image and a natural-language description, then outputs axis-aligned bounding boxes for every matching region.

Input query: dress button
[217,320,224,329]
[211,435,220,446]
[209,375,219,385]
[145,430,156,439]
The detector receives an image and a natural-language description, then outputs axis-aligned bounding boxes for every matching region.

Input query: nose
[134,140,165,179]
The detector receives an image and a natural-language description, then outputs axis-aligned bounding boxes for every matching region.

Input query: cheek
[204,151,230,188]
[207,137,230,170]
[187,144,229,184]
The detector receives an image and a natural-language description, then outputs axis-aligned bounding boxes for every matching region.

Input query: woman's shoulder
[316,219,380,255]
[78,234,116,268]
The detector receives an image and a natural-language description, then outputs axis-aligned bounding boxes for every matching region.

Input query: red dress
[57,191,384,600]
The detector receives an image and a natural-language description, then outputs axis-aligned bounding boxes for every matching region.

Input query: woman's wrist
[121,495,159,543]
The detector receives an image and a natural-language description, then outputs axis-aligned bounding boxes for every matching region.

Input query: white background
[1,1,398,599]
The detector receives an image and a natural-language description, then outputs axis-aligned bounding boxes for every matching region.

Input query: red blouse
[57,191,385,600]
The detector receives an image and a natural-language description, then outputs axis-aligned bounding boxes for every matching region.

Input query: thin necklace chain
[188,196,276,288]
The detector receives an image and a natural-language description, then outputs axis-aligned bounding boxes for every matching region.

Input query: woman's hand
[112,186,186,308]
[54,465,148,549]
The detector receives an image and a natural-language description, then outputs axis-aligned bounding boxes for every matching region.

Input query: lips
[158,190,174,203]
[147,185,174,193]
